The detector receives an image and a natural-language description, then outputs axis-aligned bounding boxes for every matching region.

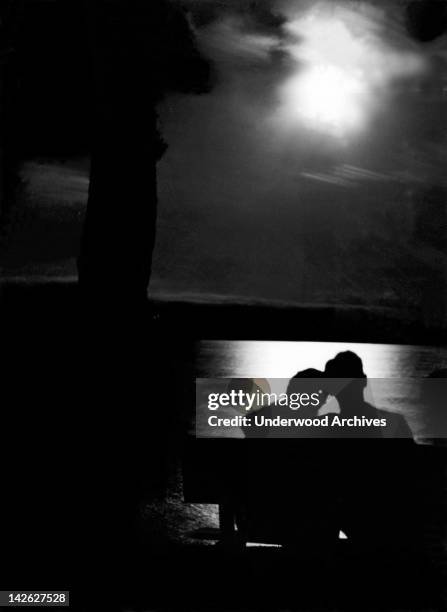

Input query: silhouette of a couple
[242,350,412,439]
[234,351,415,552]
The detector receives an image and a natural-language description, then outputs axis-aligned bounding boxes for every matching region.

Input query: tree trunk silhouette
[78,1,212,306]
[78,1,157,305]
[79,118,158,304]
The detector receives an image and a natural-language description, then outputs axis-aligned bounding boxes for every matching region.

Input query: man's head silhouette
[324,351,367,412]
[325,351,365,378]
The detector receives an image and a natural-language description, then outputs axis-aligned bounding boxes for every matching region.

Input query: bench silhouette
[183,437,446,554]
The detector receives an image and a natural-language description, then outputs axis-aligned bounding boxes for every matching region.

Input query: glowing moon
[276,3,427,139]
[284,64,367,136]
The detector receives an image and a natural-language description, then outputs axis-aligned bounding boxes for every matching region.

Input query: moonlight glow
[285,65,367,135]
[277,3,426,138]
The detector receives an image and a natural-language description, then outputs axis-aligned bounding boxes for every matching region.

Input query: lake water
[195,340,447,379]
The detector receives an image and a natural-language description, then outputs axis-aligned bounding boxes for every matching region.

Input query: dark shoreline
[1,278,446,345]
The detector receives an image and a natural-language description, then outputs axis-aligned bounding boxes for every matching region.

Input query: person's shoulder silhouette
[324,351,413,439]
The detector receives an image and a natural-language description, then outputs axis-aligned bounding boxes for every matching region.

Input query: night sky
[152,0,447,312]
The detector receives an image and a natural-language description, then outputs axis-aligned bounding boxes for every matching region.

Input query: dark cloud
[406,0,447,42]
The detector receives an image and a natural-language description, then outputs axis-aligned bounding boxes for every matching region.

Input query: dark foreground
[0,281,446,612]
